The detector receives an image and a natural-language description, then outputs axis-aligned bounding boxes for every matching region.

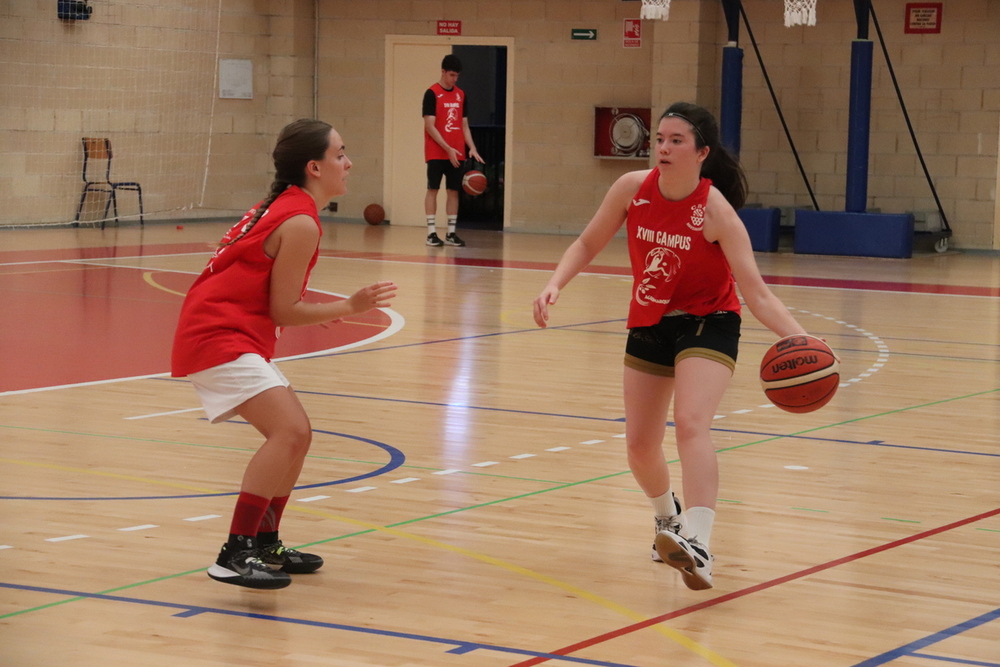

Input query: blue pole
[845,39,873,213]
[720,45,744,156]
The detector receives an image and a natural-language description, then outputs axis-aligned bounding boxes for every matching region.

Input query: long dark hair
[660,102,747,209]
[222,118,332,246]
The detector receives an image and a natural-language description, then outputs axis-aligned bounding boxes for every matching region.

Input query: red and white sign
[904,3,942,34]
[437,20,462,36]
[623,19,641,48]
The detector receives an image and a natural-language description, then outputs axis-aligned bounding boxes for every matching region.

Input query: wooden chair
[75,137,144,228]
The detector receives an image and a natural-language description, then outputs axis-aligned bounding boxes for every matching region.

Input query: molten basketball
[462,170,487,196]
[759,335,840,413]
[363,203,385,226]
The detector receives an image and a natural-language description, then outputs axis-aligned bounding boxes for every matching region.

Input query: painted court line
[0,582,643,667]
[45,535,88,543]
[124,407,202,420]
[473,461,499,467]
[434,469,461,475]
[507,506,1000,667]
[579,440,604,445]
[183,514,221,522]
[118,524,158,532]
[296,496,330,503]
[510,454,536,459]
[346,486,377,493]
[546,447,571,452]
[391,478,420,484]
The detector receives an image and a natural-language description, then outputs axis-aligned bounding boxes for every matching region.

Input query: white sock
[685,507,715,549]
[447,215,457,235]
[650,488,678,518]
[426,216,436,235]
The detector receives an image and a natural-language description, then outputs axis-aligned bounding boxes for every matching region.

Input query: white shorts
[187,353,290,424]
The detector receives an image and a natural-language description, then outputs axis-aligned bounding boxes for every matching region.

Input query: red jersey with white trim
[171,185,321,376]
[424,82,466,161]
[626,172,740,328]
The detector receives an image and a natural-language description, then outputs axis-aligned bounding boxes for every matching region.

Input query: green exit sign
[571,28,597,40]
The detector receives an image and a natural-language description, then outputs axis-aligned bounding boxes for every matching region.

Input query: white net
[0,1,221,227]
[784,0,818,27]
[640,0,672,21]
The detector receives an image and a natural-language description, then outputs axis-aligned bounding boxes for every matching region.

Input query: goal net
[0,0,221,227]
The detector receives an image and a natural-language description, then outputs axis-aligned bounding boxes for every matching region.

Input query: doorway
[384,36,513,230]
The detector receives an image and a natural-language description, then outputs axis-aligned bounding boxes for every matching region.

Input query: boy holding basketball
[533,103,819,590]
[422,54,483,248]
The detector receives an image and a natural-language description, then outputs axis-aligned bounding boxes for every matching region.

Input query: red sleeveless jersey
[626,172,740,328]
[171,186,321,376]
[424,82,466,161]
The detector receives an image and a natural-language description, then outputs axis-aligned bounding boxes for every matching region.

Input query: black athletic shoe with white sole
[259,540,324,574]
[207,540,291,589]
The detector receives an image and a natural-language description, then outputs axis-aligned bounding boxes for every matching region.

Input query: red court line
[0,242,215,264]
[507,506,1000,667]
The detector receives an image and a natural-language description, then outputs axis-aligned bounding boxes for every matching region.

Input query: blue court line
[0,428,404,501]
[0,582,643,667]
[153,381,1000,460]
[851,606,1000,666]
[909,656,1000,667]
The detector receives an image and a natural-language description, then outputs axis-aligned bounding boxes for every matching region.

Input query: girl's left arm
[269,215,396,327]
[704,188,805,338]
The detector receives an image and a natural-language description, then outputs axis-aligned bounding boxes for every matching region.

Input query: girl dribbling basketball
[172,119,397,589]
[533,102,819,590]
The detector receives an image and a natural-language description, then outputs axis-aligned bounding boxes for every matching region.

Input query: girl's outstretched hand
[533,286,560,328]
[348,281,397,315]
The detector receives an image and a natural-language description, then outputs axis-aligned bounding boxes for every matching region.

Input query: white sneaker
[654,531,713,590]
[651,493,685,563]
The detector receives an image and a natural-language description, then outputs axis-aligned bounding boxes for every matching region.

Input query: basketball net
[784,0,817,27]
[640,0,671,21]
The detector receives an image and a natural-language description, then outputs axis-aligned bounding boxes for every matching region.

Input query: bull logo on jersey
[444,107,461,133]
[687,204,706,231]
[635,246,681,306]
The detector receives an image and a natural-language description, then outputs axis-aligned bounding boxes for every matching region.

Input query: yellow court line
[0,458,218,494]
[291,505,739,667]
[143,271,188,297]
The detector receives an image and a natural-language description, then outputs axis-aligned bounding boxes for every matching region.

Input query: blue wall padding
[737,208,780,252]
[794,210,914,258]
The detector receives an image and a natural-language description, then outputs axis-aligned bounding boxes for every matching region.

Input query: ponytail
[661,102,748,209]
[220,118,332,248]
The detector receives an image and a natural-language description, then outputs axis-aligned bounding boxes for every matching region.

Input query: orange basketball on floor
[363,203,385,225]
[462,170,487,196]
[759,335,840,413]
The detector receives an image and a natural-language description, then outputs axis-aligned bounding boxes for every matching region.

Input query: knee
[279,421,312,457]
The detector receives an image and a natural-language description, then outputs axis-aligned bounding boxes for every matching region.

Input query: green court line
[4,387,998,619]
[882,517,921,524]
[792,507,830,513]
[976,528,1000,533]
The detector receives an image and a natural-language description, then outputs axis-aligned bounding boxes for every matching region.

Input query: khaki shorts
[187,353,290,423]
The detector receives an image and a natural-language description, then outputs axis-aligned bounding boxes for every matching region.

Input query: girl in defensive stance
[172,119,396,589]
[533,103,810,590]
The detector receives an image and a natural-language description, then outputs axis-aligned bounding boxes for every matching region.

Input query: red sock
[228,492,270,536]
[259,495,290,533]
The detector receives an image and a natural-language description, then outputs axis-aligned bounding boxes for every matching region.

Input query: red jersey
[423,82,466,161]
[626,172,740,328]
[171,186,321,376]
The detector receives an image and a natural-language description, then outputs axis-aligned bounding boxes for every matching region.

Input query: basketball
[759,335,839,413]
[363,203,385,225]
[462,170,487,196]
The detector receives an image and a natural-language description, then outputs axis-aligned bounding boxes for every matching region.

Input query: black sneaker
[259,540,324,574]
[207,539,291,589]
[444,232,466,247]
[426,232,444,247]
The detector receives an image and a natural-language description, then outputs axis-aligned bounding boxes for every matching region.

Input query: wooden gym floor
[1,220,998,667]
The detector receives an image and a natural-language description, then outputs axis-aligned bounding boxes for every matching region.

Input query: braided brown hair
[222,119,333,246]
[661,102,748,210]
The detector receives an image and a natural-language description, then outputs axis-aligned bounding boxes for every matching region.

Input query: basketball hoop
[784,0,817,27]
[640,0,671,21]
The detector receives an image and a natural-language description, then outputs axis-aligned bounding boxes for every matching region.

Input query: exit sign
[571,28,597,40]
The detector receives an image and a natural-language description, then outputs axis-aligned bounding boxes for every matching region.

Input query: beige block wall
[1,0,997,249]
